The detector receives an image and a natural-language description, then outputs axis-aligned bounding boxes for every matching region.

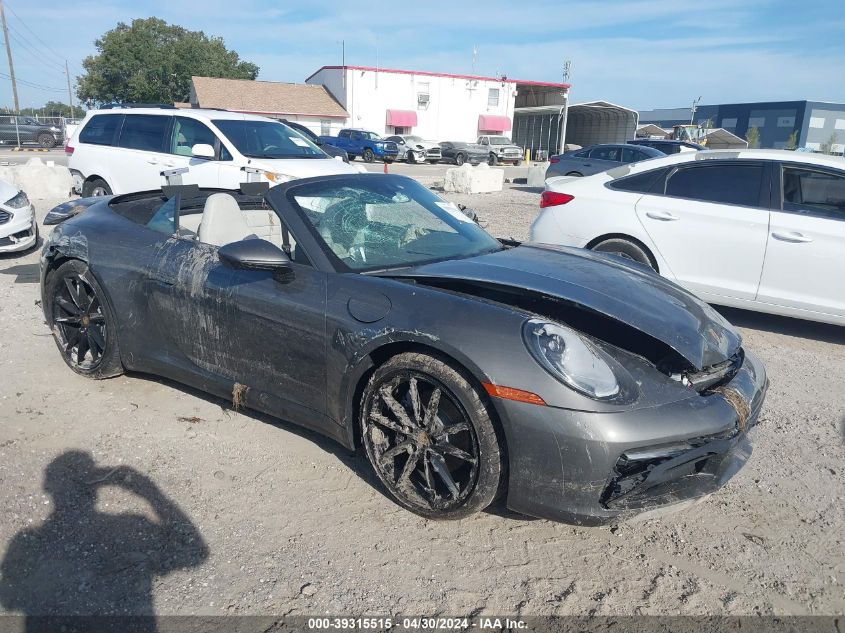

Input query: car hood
[390,243,740,371]
[249,157,359,178]
[0,179,19,203]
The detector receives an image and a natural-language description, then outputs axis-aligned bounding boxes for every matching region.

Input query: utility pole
[690,96,701,124]
[0,0,19,113]
[65,59,74,118]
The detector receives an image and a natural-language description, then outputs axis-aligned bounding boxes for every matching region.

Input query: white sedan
[0,179,36,253]
[530,149,845,326]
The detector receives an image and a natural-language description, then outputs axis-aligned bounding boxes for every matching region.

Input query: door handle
[772,231,813,243]
[646,211,680,221]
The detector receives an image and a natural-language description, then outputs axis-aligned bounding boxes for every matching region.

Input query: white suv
[67,107,358,196]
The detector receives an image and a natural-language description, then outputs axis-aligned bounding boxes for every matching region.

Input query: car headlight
[50,126,60,132]
[263,171,293,183]
[5,191,29,209]
[522,318,620,399]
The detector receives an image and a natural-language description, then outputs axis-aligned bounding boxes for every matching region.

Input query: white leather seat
[198,193,258,246]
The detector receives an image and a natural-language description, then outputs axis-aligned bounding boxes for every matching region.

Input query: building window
[777,116,795,128]
[320,120,331,135]
[748,116,766,128]
[835,119,845,130]
[809,117,826,129]
[488,88,500,107]
[721,117,738,129]
[417,82,430,109]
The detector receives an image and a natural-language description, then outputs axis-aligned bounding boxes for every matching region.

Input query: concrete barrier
[0,158,73,199]
[527,163,549,187]
[443,163,504,194]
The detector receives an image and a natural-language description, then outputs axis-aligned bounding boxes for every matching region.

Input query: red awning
[386,109,418,127]
[478,114,512,132]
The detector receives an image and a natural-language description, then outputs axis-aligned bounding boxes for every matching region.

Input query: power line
[4,30,66,76]
[6,24,64,71]
[3,0,65,61]
[0,70,64,92]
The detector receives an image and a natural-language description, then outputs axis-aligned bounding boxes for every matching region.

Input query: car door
[146,208,328,416]
[635,160,770,300]
[164,116,225,188]
[756,163,845,319]
[113,114,172,193]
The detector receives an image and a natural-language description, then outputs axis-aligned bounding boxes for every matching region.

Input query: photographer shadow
[0,451,209,632]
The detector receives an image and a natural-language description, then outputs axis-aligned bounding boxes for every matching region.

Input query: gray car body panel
[546,143,664,178]
[40,174,766,524]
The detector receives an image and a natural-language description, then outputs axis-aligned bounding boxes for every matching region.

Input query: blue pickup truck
[318,128,399,163]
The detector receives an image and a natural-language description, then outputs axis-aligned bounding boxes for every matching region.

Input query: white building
[305,65,571,142]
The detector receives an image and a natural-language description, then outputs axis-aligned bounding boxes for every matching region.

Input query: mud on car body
[40,174,767,525]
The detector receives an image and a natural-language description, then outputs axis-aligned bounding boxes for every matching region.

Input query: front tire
[407,151,417,164]
[363,148,375,163]
[488,153,497,166]
[455,153,466,166]
[45,260,123,378]
[360,352,504,520]
[592,238,656,269]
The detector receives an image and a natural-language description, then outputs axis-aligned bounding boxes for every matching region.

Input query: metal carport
[513,101,638,157]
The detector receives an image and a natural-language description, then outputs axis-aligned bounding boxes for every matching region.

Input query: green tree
[77,18,259,105]
[784,130,799,150]
[745,126,761,149]
[19,101,86,119]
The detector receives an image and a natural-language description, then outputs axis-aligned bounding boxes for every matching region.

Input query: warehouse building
[639,100,845,152]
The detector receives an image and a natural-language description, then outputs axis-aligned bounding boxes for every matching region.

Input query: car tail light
[539,191,574,208]
[549,156,560,163]
[64,143,74,155]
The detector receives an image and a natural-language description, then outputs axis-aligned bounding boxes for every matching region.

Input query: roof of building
[190,76,349,118]
[305,65,571,89]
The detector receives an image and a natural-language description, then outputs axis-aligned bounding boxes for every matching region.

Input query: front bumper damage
[494,349,768,525]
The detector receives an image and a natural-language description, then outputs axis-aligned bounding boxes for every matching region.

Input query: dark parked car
[628,139,705,154]
[546,143,664,179]
[41,174,767,525]
[280,119,349,162]
[0,115,62,147]
[439,141,488,166]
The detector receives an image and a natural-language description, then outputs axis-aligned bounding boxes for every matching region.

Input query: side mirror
[191,143,215,159]
[218,239,293,275]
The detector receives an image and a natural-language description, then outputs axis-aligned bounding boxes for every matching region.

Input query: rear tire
[592,238,656,270]
[82,178,112,197]
[565,171,583,177]
[38,133,56,148]
[45,260,123,378]
[363,148,375,163]
[360,352,504,520]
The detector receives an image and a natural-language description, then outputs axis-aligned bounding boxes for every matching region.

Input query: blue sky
[4,0,844,111]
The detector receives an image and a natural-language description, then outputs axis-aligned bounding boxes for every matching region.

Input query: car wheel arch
[585,233,660,272]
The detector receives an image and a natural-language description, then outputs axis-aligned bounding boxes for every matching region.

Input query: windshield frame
[211,118,328,159]
[277,174,502,274]
[488,136,513,145]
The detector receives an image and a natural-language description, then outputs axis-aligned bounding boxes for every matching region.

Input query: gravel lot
[0,176,843,621]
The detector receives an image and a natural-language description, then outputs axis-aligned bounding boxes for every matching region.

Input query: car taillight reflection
[64,144,74,155]
[549,156,560,163]
[539,191,574,208]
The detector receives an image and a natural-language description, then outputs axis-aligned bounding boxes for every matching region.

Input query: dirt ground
[0,185,843,620]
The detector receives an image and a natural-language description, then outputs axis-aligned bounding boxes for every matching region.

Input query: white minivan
[67,107,359,196]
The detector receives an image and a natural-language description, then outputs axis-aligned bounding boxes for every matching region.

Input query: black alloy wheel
[46,261,123,378]
[38,132,56,148]
[363,148,375,163]
[455,153,466,166]
[361,353,503,519]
